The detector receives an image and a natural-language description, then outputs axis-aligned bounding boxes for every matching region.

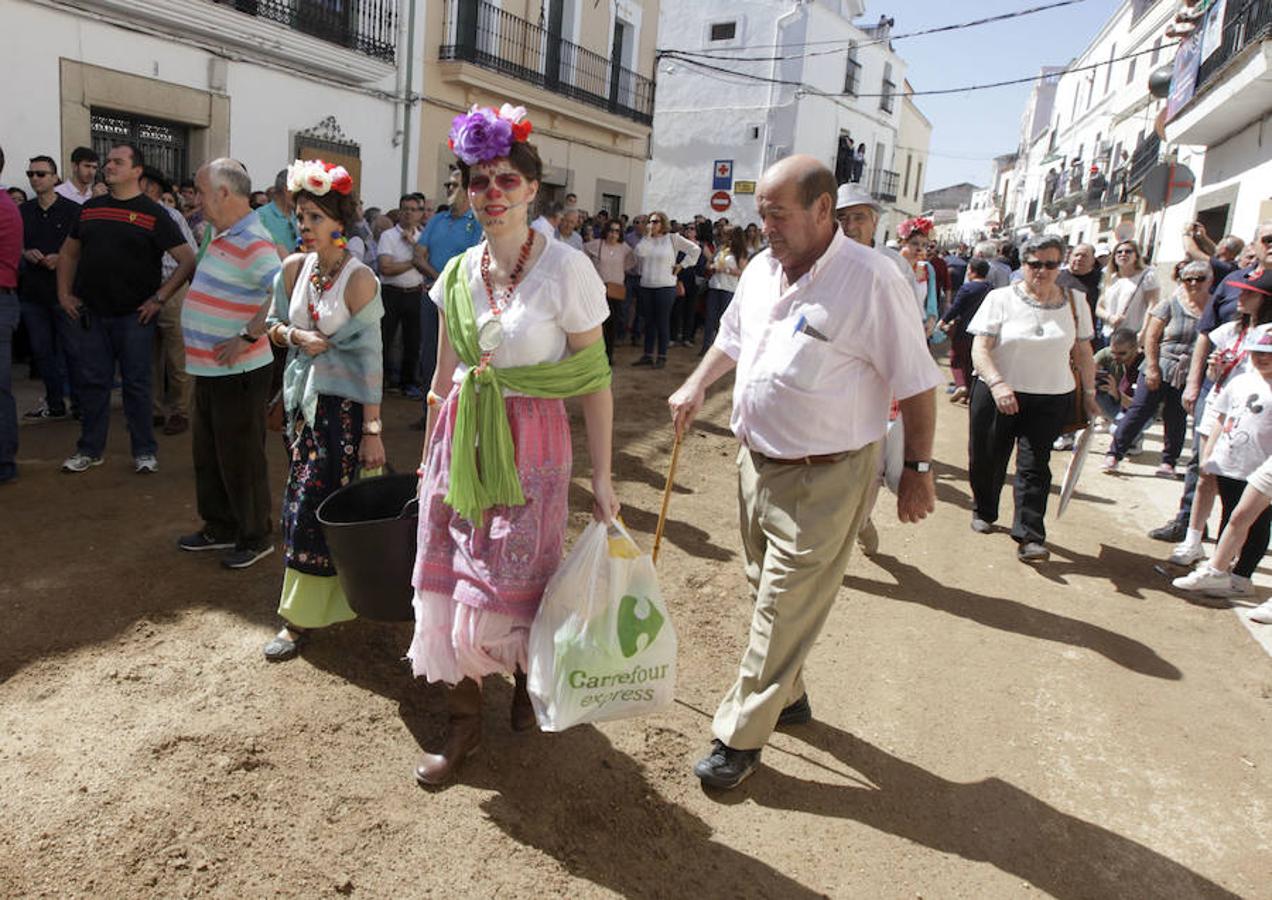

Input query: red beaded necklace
[475,229,536,369]
[307,250,349,328]
[480,228,536,312]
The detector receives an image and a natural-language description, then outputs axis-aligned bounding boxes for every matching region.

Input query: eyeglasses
[1114,248,1136,256]
[26,170,53,178]
[1181,276,1208,284]
[467,172,523,193]
[1023,259,1061,270]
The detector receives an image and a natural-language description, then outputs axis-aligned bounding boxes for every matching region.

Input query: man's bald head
[759,154,838,211]
[755,155,838,280]
[1069,242,1096,275]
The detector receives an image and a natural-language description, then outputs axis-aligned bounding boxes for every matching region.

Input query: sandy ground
[1,343,1269,899]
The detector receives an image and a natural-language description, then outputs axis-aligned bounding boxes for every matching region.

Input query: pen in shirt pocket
[793,314,830,342]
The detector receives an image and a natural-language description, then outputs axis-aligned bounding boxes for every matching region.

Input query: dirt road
[1,345,1268,898]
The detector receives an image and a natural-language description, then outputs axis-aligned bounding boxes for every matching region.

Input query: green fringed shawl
[439,254,612,525]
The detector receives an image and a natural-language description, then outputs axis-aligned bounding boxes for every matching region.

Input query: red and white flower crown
[287,159,354,197]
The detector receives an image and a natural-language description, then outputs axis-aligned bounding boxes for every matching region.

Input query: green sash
[439,255,612,525]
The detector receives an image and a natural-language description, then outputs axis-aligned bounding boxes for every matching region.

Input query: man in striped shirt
[177,158,281,570]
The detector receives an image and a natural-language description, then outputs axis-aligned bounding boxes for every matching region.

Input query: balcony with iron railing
[438,0,655,126]
[212,0,397,62]
[1196,0,1272,91]
[867,167,899,203]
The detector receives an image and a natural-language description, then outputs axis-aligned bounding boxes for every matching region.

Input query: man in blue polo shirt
[414,167,482,399]
[256,169,298,259]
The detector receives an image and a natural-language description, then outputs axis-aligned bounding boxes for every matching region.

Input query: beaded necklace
[307,250,349,329]
[475,228,536,364]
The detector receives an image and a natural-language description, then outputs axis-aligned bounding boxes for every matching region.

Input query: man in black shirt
[55,142,195,474]
[19,154,81,421]
[1058,242,1103,343]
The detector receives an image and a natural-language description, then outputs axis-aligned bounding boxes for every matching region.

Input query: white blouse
[289,252,361,334]
[430,239,609,392]
[1100,268,1158,337]
[968,286,1094,395]
[634,233,701,288]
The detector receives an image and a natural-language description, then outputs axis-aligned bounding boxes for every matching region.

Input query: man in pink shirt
[0,145,24,483]
[669,155,942,789]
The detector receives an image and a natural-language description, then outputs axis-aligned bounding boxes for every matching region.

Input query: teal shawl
[439,255,611,525]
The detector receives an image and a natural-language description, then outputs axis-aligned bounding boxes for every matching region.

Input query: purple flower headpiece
[448,103,534,166]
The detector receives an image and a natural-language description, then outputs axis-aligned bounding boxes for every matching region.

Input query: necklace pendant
[478,316,505,353]
[1035,325,1046,337]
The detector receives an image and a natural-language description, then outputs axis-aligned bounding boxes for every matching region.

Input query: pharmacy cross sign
[712,159,734,191]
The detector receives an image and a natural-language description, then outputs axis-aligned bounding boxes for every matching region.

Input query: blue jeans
[77,311,157,459]
[0,292,18,481]
[1111,374,1187,465]
[1171,380,1211,528]
[702,288,733,353]
[640,285,676,358]
[20,299,79,413]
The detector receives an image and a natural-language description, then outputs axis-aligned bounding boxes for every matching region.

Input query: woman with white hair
[1101,259,1207,477]
[966,233,1100,563]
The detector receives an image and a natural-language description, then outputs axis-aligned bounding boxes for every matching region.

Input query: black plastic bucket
[316,473,419,622]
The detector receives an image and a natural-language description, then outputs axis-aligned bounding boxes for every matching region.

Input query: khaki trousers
[152,284,190,418]
[712,443,879,751]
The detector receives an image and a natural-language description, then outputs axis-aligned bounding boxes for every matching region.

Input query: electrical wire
[660,39,1179,100]
[661,0,1090,59]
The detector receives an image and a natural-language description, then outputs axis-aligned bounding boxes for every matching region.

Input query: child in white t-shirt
[1174,323,1272,604]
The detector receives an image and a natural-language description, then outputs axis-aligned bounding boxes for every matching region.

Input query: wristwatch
[238,331,262,343]
[903,460,932,473]
[362,419,383,436]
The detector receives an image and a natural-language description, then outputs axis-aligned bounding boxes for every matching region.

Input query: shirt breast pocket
[773,330,835,393]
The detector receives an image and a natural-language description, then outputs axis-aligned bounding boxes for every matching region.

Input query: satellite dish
[1140,161,1196,212]
[1148,62,1174,99]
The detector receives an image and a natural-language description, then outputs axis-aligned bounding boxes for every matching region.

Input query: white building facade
[997,0,1181,257]
[646,0,927,240]
[1,0,423,208]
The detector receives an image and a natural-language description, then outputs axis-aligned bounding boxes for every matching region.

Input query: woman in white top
[584,220,636,362]
[1096,239,1159,340]
[967,233,1100,563]
[632,210,700,368]
[701,226,747,355]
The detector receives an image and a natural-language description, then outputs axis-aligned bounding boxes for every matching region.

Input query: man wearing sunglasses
[19,155,82,424]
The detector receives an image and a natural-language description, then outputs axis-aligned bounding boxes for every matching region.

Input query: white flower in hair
[286,161,309,194]
[498,103,528,124]
[306,167,333,194]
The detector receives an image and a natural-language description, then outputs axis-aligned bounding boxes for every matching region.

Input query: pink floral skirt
[408,391,572,684]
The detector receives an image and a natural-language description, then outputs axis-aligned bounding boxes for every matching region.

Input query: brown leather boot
[511,671,537,733]
[414,678,482,786]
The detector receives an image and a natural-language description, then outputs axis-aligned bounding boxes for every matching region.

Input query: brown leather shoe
[511,671,537,733]
[414,678,482,786]
[163,414,189,436]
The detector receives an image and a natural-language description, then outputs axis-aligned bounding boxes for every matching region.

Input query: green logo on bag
[617,594,664,658]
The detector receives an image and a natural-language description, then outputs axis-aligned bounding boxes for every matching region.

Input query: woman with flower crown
[259,160,385,662]
[407,103,618,785]
[898,216,940,337]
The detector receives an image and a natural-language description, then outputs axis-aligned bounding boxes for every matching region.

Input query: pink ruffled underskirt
[407,589,530,685]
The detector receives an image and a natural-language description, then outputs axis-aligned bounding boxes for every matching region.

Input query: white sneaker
[1249,598,1272,625]
[1229,575,1254,597]
[134,454,159,474]
[1172,564,1232,596]
[1169,543,1206,566]
[1053,434,1075,451]
[61,453,104,473]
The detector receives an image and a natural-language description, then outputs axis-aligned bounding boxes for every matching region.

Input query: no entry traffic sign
[710,191,731,212]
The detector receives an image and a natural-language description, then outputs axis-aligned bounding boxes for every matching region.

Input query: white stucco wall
[645,0,908,226]
[0,0,419,208]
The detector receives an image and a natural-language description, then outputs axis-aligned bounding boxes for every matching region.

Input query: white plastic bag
[527,521,677,732]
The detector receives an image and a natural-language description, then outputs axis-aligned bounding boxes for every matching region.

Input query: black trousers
[602,298,622,363]
[968,379,1073,543]
[1216,475,1272,579]
[192,367,273,550]
[381,283,422,388]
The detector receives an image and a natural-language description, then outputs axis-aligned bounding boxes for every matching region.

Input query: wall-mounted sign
[734,180,756,194]
[712,160,733,191]
[710,191,732,212]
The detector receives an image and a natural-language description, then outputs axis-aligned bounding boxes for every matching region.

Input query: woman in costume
[898,216,939,336]
[261,160,385,661]
[409,104,618,785]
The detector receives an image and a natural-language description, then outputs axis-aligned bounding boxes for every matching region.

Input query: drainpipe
[765,1,803,168]
[399,0,419,195]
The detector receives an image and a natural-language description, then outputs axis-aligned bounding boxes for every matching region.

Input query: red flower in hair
[511,119,533,142]
[330,170,354,195]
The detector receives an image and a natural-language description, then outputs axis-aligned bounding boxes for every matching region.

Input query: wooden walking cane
[652,429,684,566]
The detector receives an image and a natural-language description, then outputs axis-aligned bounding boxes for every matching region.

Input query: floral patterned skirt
[281,395,363,576]
[408,391,572,683]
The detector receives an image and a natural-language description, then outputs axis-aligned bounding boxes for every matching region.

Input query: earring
[331,229,347,249]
